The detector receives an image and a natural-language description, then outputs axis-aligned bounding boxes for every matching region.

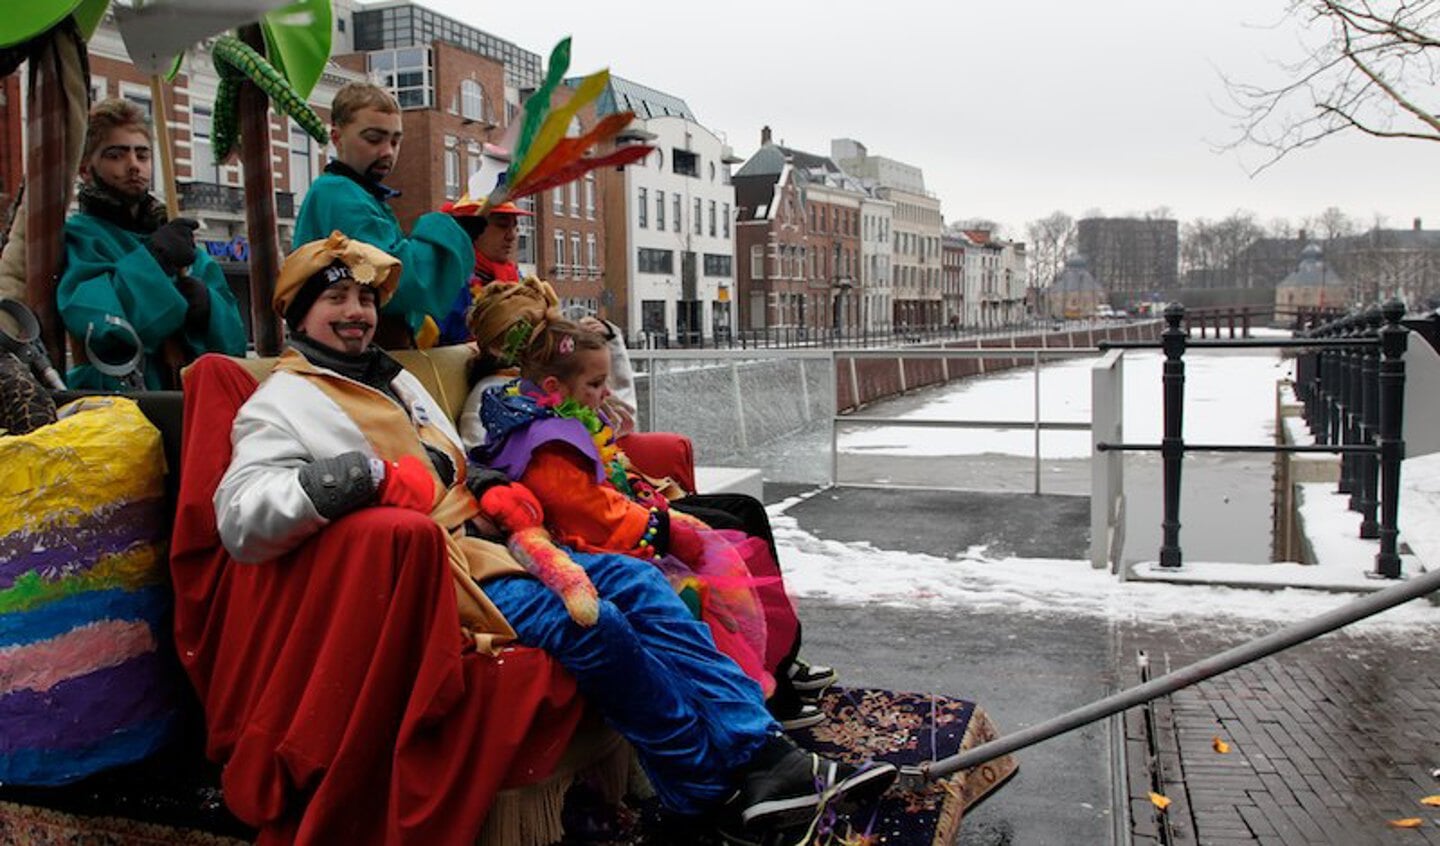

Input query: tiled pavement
[1119,623,1440,845]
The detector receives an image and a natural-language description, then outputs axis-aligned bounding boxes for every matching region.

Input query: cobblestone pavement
[1118,621,1440,846]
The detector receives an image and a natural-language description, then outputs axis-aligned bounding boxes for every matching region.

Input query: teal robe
[58,212,248,390]
[292,172,473,337]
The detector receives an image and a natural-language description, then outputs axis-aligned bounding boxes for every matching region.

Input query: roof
[1052,255,1105,293]
[1278,243,1347,289]
[576,75,695,122]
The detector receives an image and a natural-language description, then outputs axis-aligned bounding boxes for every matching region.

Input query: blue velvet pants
[483,551,778,814]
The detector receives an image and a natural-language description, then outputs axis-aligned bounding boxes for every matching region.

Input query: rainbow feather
[484,40,655,208]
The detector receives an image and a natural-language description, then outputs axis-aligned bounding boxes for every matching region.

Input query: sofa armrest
[617,432,695,495]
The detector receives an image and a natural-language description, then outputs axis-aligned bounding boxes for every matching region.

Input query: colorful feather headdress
[447,38,655,216]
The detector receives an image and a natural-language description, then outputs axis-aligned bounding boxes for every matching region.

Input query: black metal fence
[628,316,1131,351]
[1099,302,1409,578]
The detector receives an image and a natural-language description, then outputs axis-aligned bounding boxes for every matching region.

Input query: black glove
[465,464,512,500]
[146,217,199,277]
[175,275,211,332]
[297,451,378,520]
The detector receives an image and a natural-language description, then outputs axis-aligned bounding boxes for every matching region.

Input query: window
[288,119,313,201]
[553,186,565,216]
[672,195,681,232]
[708,201,716,237]
[586,233,597,270]
[584,174,595,219]
[191,104,218,184]
[693,198,702,235]
[641,300,666,335]
[672,149,699,177]
[722,203,730,239]
[568,181,579,216]
[443,138,460,198]
[750,245,765,279]
[368,47,432,108]
[656,190,665,230]
[638,247,674,274]
[460,79,484,122]
[638,187,648,228]
[703,253,732,277]
[121,85,153,120]
[553,229,566,271]
[708,161,716,182]
[517,196,536,263]
[570,233,581,273]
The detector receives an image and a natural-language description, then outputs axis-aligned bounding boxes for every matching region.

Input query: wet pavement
[769,483,1440,845]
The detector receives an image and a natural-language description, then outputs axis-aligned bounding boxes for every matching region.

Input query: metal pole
[1336,317,1356,497]
[1374,300,1407,578]
[1033,349,1041,496]
[1358,310,1380,539]
[1158,303,1186,567]
[921,562,1440,781]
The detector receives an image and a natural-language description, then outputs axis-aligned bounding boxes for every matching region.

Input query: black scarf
[324,160,401,203]
[76,178,168,234]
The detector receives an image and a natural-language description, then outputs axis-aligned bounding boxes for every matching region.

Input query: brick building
[734,128,864,333]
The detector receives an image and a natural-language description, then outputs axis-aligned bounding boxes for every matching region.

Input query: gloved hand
[376,454,437,512]
[666,513,706,564]
[297,451,376,520]
[176,275,211,332]
[479,482,545,532]
[508,526,600,627]
[146,217,199,276]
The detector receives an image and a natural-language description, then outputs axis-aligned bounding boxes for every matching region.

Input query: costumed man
[58,98,246,389]
[292,82,472,348]
[212,232,896,842]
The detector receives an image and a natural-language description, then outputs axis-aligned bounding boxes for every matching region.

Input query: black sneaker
[787,658,838,694]
[776,703,825,732]
[732,742,898,831]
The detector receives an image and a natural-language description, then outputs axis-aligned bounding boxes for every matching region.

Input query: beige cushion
[230,343,479,422]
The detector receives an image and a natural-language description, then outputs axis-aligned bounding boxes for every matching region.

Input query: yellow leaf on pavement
[1421,795,1440,807]
[1212,736,1231,754]
[1149,792,1171,811]
[1389,818,1424,828]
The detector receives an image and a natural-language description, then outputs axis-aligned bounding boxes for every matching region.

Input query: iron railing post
[1158,303,1186,568]
[1337,315,1357,498]
[1374,301,1408,578]
[1357,309,1382,538]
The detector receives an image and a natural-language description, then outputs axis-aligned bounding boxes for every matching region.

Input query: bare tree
[1224,0,1440,172]
[1025,210,1076,288]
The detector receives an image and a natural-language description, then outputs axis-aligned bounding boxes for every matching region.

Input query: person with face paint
[57,98,246,389]
[292,82,473,348]
[212,234,898,844]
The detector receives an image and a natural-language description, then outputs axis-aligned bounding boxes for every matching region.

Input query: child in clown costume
[472,305,778,696]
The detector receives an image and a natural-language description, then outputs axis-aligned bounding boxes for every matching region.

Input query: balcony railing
[178,182,296,219]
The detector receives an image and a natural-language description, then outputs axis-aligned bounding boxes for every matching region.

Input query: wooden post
[238,23,283,355]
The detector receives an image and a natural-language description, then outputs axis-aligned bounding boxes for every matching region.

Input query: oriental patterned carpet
[562,686,1018,846]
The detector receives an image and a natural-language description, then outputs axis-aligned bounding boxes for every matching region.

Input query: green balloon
[0,0,83,48]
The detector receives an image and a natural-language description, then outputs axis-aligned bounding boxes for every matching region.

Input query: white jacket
[215,366,463,563]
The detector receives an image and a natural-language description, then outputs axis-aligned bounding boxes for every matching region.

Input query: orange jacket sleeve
[521,443,652,554]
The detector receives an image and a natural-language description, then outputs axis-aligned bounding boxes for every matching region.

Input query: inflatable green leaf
[261,0,331,101]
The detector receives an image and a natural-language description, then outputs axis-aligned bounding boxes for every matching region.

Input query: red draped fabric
[169,354,586,845]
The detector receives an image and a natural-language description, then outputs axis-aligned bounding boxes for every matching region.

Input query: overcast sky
[416,0,1439,237]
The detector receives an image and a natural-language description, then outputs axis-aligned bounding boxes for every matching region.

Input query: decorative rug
[561,685,1018,845]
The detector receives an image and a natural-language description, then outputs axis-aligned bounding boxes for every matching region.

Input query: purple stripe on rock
[0,651,178,753]
[0,498,166,590]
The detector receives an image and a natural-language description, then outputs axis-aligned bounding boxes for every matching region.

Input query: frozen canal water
[836,347,1293,565]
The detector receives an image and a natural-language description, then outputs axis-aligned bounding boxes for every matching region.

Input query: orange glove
[377,454,436,512]
[479,482,545,531]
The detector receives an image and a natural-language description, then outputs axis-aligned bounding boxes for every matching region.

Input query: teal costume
[292,162,472,338]
[58,191,247,390]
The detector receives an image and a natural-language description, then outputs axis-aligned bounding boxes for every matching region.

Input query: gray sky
[418,0,1439,236]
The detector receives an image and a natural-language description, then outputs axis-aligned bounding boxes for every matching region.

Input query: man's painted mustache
[332,321,373,334]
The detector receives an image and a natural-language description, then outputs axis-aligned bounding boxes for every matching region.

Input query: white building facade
[613,114,739,346]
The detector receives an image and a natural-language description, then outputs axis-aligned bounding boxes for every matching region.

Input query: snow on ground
[838,350,1293,459]
[767,496,1440,630]
[778,334,1440,630]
